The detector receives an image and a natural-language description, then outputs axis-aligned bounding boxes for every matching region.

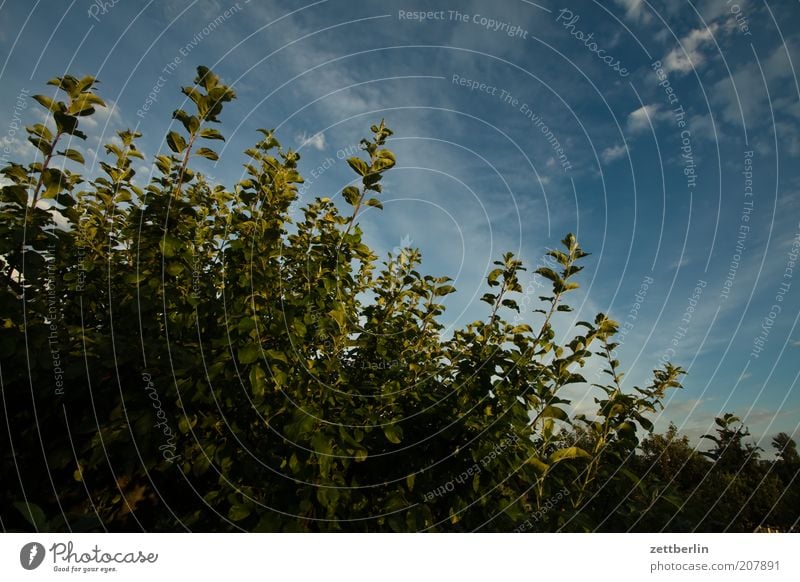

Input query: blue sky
[1,0,799,447]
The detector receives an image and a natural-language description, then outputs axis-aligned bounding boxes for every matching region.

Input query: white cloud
[601,143,628,163]
[627,104,662,133]
[670,257,691,270]
[614,0,652,24]
[295,131,326,151]
[662,24,719,75]
[0,135,35,160]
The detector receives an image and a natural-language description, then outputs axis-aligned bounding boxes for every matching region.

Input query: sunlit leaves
[195,148,219,161]
[342,186,360,206]
[347,157,368,176]
[373,149,396,171]
[173,109,199,134]
[166,131,187,154]
[32,94,61,112]
[199,127,225,141]
[59,149,85,164]
[549,446,591,463]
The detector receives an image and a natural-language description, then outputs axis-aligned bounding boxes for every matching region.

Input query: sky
[1,0,799,448]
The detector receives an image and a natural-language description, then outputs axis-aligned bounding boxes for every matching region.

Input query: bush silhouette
[2,66,795,532]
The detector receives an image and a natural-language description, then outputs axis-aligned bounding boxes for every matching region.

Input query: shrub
[2,66,691,531]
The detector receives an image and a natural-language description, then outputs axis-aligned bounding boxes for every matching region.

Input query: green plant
[20,65,797,533]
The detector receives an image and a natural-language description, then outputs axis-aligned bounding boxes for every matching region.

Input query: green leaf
[200,127,225,141]
[509,324,533,334]
[540,405,569,421]
[621,468,646,492]
[195,147,219,161]
[41,168,65,199]
[196,66,219,90]
[54,111,79,135]
[124,272,147,285]
[69,93,105,116]
[527,457,550,474]
[501,298,520,312]
[166,131,187,154]
[250,364,267,398]
[173,110,199,134]
[434,285,456,297]
[376,149,396,163]
[616,421,636,436]
[228,504,251,521]
[28,136,52,156]
[239,344,260,365]
[67,93,105,117]
[47,75,77,94]
[32,94,59,112]
[549,446,591,463]
[536,267,560,283]
[60,148,85,164]
[273,368,288,388]
[265,349,289,364]
[364,197,382,209]
[563,373,586,384]
[316,486,341,510]
[328,306,347,331]
[155,155,172,175]
[347,157,369,176]
[2,185,29,206]
[182,86,203,106]
[159,234,181,258]
[178,414,197,434]
[27,123,53,141]
[372,150,396,172]
[383,423,403,444]
[312,433,333,455]
[342,186,360,205]
[165,261,184,276]
[13,501,47,530]
[75,75,97,93]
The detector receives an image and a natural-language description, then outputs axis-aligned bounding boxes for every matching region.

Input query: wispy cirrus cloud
[296,130,326,151]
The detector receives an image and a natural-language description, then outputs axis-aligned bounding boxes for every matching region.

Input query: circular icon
[20,542,46,570]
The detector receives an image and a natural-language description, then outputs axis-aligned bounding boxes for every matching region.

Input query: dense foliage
[1,67,797,532]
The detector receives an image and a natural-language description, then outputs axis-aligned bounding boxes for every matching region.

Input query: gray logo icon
[20,542,45,570]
